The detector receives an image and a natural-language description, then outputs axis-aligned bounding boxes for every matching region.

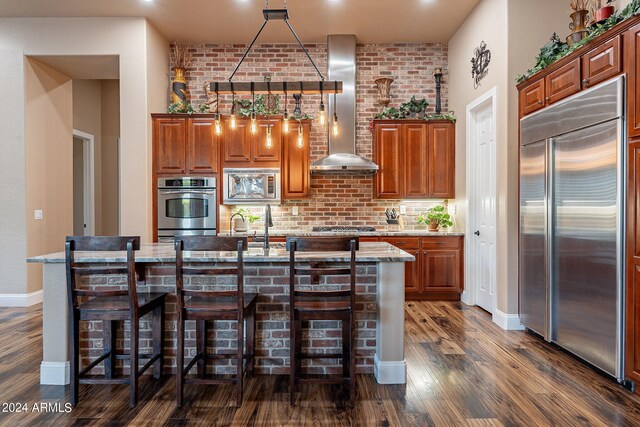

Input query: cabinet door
[519,79,545,116]
[375,123,403,199]
[421,249,461,292]
[626,23,640,138]
[626,141,640,385]
[187,118,218,174]
[582,36,621,89]
[283,121,310,199]
[403,123,428,198]
[154,118,186,175]
[252,119,282,167]
[223,119,251,164]
[381,237,420,293]
[427,123,455,198]
[545,58,581,105]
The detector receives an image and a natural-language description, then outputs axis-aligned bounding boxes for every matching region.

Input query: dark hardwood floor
[1,301,639,426]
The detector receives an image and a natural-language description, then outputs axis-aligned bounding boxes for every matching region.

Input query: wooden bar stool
[174,236,257,407]
[286,236,359,405]
[66,236,167,408]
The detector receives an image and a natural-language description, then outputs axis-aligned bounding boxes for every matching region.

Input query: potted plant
[590,0,614,24]
[417,205,453,232]
[232,207,260,232]
[399,96,429,118]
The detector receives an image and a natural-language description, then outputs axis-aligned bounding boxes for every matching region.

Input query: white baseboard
[40,361,70,385]
[493,309,525,331]
[374,354,406,384]
[0,290,43,307]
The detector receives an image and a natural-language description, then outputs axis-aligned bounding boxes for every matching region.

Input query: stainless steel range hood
[311,35,379,174]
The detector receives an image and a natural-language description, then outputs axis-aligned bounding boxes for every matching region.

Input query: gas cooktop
[311,226,377,232]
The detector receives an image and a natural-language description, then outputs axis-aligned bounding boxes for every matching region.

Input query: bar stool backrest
[286,236,358,310]
[65,236,141,313]
[174,236,248,314]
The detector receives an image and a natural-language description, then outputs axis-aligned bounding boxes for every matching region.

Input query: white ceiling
[0,0,481,44]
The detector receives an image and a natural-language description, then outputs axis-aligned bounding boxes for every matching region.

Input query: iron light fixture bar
[209,80,342,95]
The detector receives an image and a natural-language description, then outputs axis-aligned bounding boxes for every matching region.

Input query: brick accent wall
[172,42,450,231]
[81,262,378,376]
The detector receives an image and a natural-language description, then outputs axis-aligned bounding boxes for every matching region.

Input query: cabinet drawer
[381,237,420,250]
[582,36,621,88]
[520,79,545,116]
[545,58,581,105]
[421,236,462,250]
[359,237,380,243]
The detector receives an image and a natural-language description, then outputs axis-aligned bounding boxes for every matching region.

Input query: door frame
[72,129,95,236]
[463,86,498,312]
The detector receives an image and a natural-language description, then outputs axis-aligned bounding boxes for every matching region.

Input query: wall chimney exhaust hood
[311,35,379,174]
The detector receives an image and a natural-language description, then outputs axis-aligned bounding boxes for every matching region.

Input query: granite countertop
[27,242,415,264]
[219,229,464,237]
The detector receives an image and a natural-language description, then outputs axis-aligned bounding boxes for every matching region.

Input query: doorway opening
[73,130,95,236]
[465,87,498,316]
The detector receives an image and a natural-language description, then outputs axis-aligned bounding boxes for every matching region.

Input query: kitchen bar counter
[28,242,412,388]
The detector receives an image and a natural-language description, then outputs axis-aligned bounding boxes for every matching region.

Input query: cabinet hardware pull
[582,79,589,86]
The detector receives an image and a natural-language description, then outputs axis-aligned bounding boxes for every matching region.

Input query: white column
[40,263,69,385]
[374,262,406,384]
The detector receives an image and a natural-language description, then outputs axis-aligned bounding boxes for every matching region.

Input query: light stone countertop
[218,229,464,237]
[27,242,415,264]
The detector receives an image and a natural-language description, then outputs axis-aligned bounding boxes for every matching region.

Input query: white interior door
[72,130,95,236]
[468,92,497,314]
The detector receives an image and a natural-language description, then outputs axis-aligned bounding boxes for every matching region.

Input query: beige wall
[0,18,168,296]
[101,80,120,236]
[24,59,73,294]
[73,79,103,233]
[449,0,567,315]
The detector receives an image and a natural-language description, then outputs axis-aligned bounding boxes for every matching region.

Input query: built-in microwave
[223,168,281,205]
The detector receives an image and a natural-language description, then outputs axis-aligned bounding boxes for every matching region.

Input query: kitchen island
[28,242,413,387]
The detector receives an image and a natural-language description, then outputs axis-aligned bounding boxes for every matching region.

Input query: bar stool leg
[342,318,350,380]
[129,319,139,408]
[176,313,185,407]
[246,308,255,378]
[196,320,206,377]
[349,313,356,403]
[103,320,116,379]
[152,303,164,379]
[236,318,244,406]
[70,312,80,406]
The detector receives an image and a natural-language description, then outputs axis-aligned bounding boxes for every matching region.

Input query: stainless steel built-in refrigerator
[519,76,625,381]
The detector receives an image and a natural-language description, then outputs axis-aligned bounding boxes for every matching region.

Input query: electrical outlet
[34,210,43,220]
[399,205,407,215]
[292,206,299,216]
[451,204,457,214]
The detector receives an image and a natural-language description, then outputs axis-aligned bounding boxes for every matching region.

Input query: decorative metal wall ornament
[471,41,491,89]
[374,77,394,107]
[433,68,443,114]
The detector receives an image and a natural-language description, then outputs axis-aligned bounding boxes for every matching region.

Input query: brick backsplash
[172,42,450,230]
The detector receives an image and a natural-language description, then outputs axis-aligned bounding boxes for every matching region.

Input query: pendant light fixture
[250,82,258,135]
[265,84,273,149]
[331,81,339,137]
[229,85,237,130]
[297,122,304,148]
[282,83,290,134]
[318,84,326,126]
[213,83,222,136]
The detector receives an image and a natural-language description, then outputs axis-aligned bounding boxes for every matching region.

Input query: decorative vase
[233,217,249,232]
[594,5,614,23]
[374,77,394,107]
[428,220,439,232]
[569,10,589,33]
[171,66,187,104]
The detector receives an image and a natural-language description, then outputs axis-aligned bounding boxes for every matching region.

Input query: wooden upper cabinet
[627,22,640,138]
[223,120,251,164]
[252,119,282,166]
[375,123,403,199]
[154,117,187,175]
[520,79,545,116]
[283,121,311,199]
[545,58,581,105]
[582,36,621,88]
[428,123,455,198]
[403,123,428,198]
[187,118,218,174]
